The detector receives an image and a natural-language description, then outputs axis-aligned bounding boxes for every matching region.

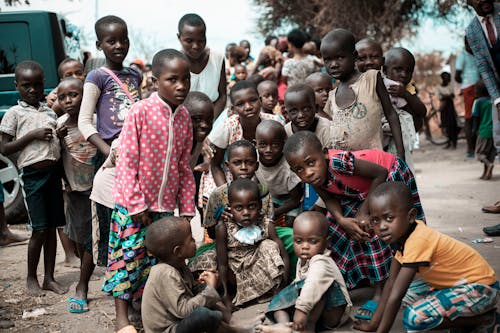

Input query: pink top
[113,92,196,216]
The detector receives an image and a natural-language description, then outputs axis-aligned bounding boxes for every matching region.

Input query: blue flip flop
[68,297,89,313]
[354,300,378,320]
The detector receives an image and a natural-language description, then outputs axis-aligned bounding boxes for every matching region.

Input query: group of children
[1,12,497,333]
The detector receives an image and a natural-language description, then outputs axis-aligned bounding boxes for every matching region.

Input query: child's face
[154,58,191,109]
[307,76,332,110]
[286,145,328,187]
[441,74,451,85]
[176,221,197,259]
[384,55,414,86]
[230,189,261,227]
[97,23,130,67]
[226,147,258,180]
[57,81,82,118]
[15,69,44,107]
[234,66,248,81]
[258,84,279,112]
[321,41,356,81]
[60,61,85,81]
[178,24,206,60]
[356,43,384,72]
[293,218,327,262]
[285,91,316,131]
[190,101,213,143]
[255,128,284,167]
[231,88,261,121]
[369,194,414,245]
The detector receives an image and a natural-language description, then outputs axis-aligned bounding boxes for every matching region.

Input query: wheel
[0,154,28,224]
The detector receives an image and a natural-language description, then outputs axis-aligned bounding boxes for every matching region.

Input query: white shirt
[476,13,498,48]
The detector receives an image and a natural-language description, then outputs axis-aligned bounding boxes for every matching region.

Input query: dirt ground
[0,135,499,333]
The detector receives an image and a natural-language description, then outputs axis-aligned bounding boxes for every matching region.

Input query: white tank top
[189,49,224,101]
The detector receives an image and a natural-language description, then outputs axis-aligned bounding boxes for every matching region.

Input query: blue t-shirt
[455,50,480,89]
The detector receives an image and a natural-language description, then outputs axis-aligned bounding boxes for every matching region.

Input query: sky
[1,0,474,63]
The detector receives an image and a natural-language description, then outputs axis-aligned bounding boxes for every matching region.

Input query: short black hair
[305,72,331,85]
[256,120,287,142]
[440,71,451,79]
[369,182,414,213]
[228,178,260,204]
[475,80,489,98]
[294,211,329,238]
[57,77,84,91]
[145,216,187,261]
[227,139,257,160]
[264,34,278,46]
[257,80,278,94]
[321,28,356,53]
[284,131,322,157]
[15,60,44,81]
[57,58,82,78]
[285,84,316,105]
[287,28,309,49]
[95,15,127,40]
[229,80,258,103]
[246,74,265,87]
[239,39,250,47]
[355,38,383,54]
[178,13,206,33]
[183,91,213,114]
[384,47,415,68]
[152,49,189,78]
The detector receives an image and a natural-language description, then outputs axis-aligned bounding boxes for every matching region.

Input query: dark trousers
[176,307,223,333]
[464,118,476,154]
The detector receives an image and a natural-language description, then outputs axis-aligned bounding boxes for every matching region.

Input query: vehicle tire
[0,154,28,225]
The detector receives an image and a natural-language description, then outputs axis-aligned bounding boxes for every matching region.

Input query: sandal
[116,325,138,333]
[482,202,500,214]
[354,299,378,320]
[68,297,89,313]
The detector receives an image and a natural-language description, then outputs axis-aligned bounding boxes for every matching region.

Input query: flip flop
[354,299,378,320]
[116,325,137,333]
[68,297,89,313]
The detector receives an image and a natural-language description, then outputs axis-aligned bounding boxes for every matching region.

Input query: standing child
[321,29,405,158]
[259,211,352,333]
[436,72,459,149]
[473,80,496,180]
[284,131,425,322]
[282,29,319,87]
[257,80,283,116]
[354,182,498,333]
[0,61,66,296]
[255,120,302,227]
[55,78,97,313]
[102,49,195,333]
[305,72,333,120]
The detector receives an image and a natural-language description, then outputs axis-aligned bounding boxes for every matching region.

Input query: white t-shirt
[189,49,224,102]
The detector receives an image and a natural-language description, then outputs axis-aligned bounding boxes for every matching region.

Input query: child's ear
[254,160,259,171]
[177,33,181,41]
[224,160,230,169]
[172,244,182,258]
[151,76,159,90]
[408,207,417,223]
[96,40,102,51]
[322,147,329,159]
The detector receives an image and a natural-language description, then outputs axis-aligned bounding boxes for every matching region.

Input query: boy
[305,72,333,120]
[0,61,66,296]
[257,80,282,116]
[142,216,258,333]
[259,211,352,333]
[354,182,497,333]
[255,120,302,227]
[56,77,97,312]
[355,38,385,73]
[436,72,459,149]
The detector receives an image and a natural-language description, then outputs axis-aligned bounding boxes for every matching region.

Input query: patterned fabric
[102,205,173,301]
[188,218,285,306]
[402,279,499,332]
[0,101,60,169]
[114,92,195,216]
[281,56,318,87]
[284,116,334,149]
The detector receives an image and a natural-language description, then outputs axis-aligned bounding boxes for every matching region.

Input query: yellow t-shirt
[395,220,496,289]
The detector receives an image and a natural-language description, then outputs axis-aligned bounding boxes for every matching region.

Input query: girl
[320,29,405,159]
[102,49,195,333]
[284,131,425,322]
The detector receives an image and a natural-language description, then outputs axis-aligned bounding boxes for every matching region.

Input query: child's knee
[177,307,223,333]
[403,306,440,331]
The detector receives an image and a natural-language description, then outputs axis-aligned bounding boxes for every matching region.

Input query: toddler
[228,64,248,91]
[305,72,333,120]
[354,182,498,333]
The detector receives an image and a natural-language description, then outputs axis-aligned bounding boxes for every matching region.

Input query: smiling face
[154,57,191,109]
[96,23,129,68]
[321,40,356,81]
[15,69,44,107]
[293,213,328,263]
[178,24,207,60]
[285,90,316,131]
[234,65,248,81]
[369,194,415,244]
[384,52,414,86]
[286,145,328,187]
[255,126,285,167]
[306,75,332,110]
[226,146,259,180]
[356,42,384,72]
[57,80,83,118]
[231,87,261,121]
[257,81,279,112]
[190,101,213,143]
[229,188,261,227]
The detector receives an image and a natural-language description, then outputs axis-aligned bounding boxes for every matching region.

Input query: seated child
[257,80,283,116]
[284,131,425,321]
[143,216,259,333]
[354,182,498,333]
[259,211,352,333]
[305,72,333,120]
[255,120,302,227]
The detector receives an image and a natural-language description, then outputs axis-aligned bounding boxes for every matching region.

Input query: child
[259,211,352,333]
[102,49,195,333]
[282,29,319,87]
[255,120,302,227]
[228,64,248,90]
[257,80,283,116]
[320,29,405,158]
[142,216,259,333]
[355,38,385,73]
[178,13,227,118]
[472,80,496,180]
[436,72,459,149]
[305,72,333,120]
[0,61,66,296]
[354,182,498,333]
[55,78,97,312]
[283,131,425,321]
[284,84,333,149]
[252,46,283,82]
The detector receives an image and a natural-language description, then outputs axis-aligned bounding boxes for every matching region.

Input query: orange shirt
[395,220,496,289]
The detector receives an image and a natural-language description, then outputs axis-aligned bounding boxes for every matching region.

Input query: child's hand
[341,217,370,242]
[387,83,405,97]
[201,138,215,160]
[220,207,233,222]
[194,161,210,173]
[30,128,53,141]
[292,309,308,331]
[56,125,68,139]
[131,211,152,226]
[199,270,218,288]
[353,319,377,331]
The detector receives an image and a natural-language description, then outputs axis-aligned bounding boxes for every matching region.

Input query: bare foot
[26,277,45,296]
[484,164,494,180]
[255,323,293,333]
[0,230,28,246]
[42,279,68,295]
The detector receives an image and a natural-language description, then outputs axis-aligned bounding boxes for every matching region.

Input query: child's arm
[213,63,227,119]
[0,130,53,156]
[215,221,232,308]
[177,113,196,218]
[273,184,302,218]
[352,158,388,220]
[210,146,227,187]
[376,72,405,160]
[387,84,426,132]
[267,221,290,287]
